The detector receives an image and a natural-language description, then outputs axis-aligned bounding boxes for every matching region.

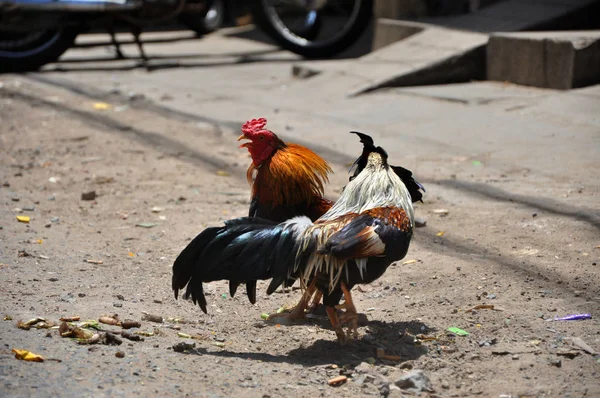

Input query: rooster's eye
[259,136,264,140]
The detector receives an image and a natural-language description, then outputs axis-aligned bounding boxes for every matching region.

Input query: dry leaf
[327,375,347,386]
[93,102,112,110]
[402,259,417,265]
[16,215,30,223]
[12,348,44,362]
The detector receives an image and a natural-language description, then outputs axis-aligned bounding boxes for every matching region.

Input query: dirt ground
[1,77,599,398]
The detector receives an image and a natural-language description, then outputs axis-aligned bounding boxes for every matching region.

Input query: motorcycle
[0,0,372,71]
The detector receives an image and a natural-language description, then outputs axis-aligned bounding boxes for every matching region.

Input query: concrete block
[488,31,600,89]
[373,19,425,50]
[374,0,428,19]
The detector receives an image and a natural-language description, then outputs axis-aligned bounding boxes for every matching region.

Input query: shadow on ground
[38,23,373,73]
[183,319,429,367]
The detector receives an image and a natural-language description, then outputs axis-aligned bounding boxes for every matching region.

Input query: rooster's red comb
[242,118,268,134]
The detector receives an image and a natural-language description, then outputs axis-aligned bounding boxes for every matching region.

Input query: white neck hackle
[320,152,414,226]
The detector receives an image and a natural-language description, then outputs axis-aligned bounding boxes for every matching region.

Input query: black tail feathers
[171,217,298,313]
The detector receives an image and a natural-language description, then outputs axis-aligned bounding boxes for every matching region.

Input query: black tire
[251,0,372,58]
[181,0,226,35]
[0,28,79,72]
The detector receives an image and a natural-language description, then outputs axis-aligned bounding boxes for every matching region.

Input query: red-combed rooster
[172,132,422,343]
[238,117,333,222]
[236,117,333,315]
[175,117,334,319]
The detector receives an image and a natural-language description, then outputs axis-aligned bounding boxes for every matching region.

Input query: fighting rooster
[235,117,333,316]
[172,133,420,343]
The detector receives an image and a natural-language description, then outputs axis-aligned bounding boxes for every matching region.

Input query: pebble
[60,293,76,303]
[113,302,123,308]
[47,195,55,201]
[512,354,520,360]
[393,370,433,393]
[441,380,450,389]
[81,191,97,201]
[550,359,562,368]
[415,217,427,228]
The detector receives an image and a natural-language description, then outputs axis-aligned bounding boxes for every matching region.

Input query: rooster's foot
[335,282,360,339]
[266,305,306,323]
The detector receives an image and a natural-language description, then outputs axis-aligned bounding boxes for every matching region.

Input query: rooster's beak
[238,134,251,149]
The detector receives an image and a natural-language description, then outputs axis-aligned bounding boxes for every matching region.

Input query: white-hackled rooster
[172,132,419,343]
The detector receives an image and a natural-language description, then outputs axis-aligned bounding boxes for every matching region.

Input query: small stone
[398,361,414,370]
[47,195,55,201]
[115,351,125,358]
[128,92,145,101]
[550,359,562,368]
[50,217,60,223]
[512,354,519,360]
[81,191,96,201]
[441,380,450,389]
[113,302,123,308]
[60,293,75,303]
[354,362,373,374]
[48,277,59,282]
[153,299,162,304]
[393,370,433,393]
[415,217,427,228]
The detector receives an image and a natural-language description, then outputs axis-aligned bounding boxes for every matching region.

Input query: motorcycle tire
[251,0,372,58]
[180,0,226,35]
[0,28,79,72]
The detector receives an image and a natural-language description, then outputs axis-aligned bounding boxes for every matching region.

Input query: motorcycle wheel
[251,0,372,58]
[0,28,79,72]
[181,0,225,35]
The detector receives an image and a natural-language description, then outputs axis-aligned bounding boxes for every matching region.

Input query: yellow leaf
[128,252,135,257]
[16,215,30,223]
[402,259,417,265]
[12,348,44,362]
[436,231,444,237]
[92,102,112,110]
[36,239,43,244]
[215,170,230,177]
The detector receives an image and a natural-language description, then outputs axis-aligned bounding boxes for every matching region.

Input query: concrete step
[292,0,600,96]
[294,24,487,96]
[488,31,600,89]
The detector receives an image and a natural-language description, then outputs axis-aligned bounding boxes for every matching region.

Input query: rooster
[172,132,421,343]
[232,117,334,316]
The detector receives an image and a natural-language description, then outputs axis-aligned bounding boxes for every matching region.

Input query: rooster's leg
[267,279,317,322]
[325,306,346,344]
[335,282,359,339]
[308,290,323,313]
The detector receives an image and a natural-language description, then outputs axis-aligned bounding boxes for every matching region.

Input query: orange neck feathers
[247,143,332,208]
